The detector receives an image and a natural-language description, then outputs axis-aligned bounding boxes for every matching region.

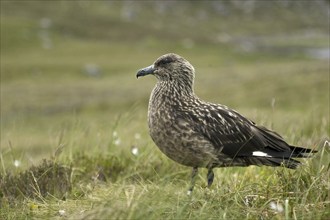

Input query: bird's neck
[153,80,195,100]
[148,81,200,119]
[149,80,198,113]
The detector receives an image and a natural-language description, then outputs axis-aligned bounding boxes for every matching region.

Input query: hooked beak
[136,65,155,78]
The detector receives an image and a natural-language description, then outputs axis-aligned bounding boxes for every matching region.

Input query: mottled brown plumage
[137,53,316,193]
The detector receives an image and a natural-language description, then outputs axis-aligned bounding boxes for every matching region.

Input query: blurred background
[1,1,329,170]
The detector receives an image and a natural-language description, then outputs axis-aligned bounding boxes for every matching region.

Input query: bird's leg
[207,168,214,188]
[187,167,198,195]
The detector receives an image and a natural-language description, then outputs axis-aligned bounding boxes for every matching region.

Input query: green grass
[1,1,329,219]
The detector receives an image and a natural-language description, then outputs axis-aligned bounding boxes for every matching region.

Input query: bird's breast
[147,93,218,167]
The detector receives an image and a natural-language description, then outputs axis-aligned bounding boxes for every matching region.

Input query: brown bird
[136,53,316,194]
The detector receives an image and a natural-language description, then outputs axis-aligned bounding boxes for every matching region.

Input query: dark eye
[158,57,173,66]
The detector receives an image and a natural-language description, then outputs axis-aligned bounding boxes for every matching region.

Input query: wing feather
[180,102,307,160]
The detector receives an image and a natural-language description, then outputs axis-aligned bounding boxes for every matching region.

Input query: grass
[1,1,329,219]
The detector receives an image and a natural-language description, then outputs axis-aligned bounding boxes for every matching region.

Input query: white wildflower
[269,201,284,213]
[58,209,66,216]
[14,160,21,167]
[131,147,139,156]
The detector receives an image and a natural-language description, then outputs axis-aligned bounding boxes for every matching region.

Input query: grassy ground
[1,1,329,219]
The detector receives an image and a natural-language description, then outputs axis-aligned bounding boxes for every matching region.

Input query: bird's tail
[266,157,301,169]
[245,144,317,169]
[254,125,318,168]
[250,146,317,169]
[245,156,304,169]
[288,145,317,158]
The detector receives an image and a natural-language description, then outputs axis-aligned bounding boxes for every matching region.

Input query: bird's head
[136,53,195,88]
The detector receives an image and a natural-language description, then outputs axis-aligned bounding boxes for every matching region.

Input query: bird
[136,53,316,194]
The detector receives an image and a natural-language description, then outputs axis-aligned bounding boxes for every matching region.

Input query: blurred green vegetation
[0,1,329,219]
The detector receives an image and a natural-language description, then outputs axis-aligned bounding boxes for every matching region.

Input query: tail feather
[245,146,317,169]
[245,157,301,169]
[256,125,317,160]
[266,157,300,169]
[289,145,317,158]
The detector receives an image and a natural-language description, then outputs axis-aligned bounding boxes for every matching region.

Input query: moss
[0,160,72,203]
